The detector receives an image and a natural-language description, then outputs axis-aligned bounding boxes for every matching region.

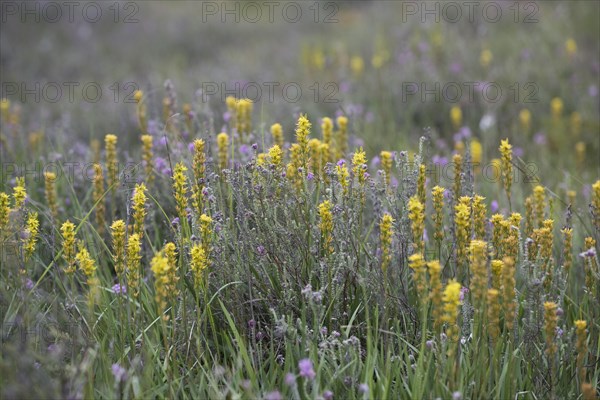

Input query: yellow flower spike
[567,190,576,206]
[141,135,154,185]
[321,117,333,156]
[487,289,501,342]
[408,196,425,254]
[192,139,207,215]
[61,220,77,275]
[561,228,573,273]
[469,240,488,310]
[417,164,426,206]
[190,243,209,289]
[501,257,516,332]
[352,147,367,185]
[550,97,563,120]
[217,132,229,171]
[408,253,427,307]
[318,143,330,181]
[199,214,213,252]
[23,212,39,262]
[335,116,348,160]
[92,164,106,236]
[533,185,546,227]
[151,248,177,321]
[380,213,394,273]
[380,151,393,186]
[350,55,364,76]
[12,177,26,209]
[543,302,558,358]
[575,320,588,385]
[172,163,189,221]
[133,90,143,103]
[450,106,462,130]
[490,260,503,291]
[592,180,600,230]
[575,141,586,168]
[499,139,513,205]
[519,108,531,134]
[318,200,334,255]
[270,123,284,149]
[104,134,118,197]
[432,186,445,243]
[472,195,487,240]
[126,233,142,298]
[565,38,577,57]
[132,183,147,238]
[427,260,444,330]
[470,139,482,172]
[582,383,596,400]
[336,161,350,196]
[583,237,597,292]
[442,280,462,349]
[308,138,322,177]
[480,49,493,68]
[454,200,471,269]
[76,241,96,283]
[0,192,10,233]
[0,98,9,120]
[225,96,237,114]
[295,114,312,174]
[44,172,58,221]
[452,153,463,199]
[267,144,283,170]
[110,220,126,279]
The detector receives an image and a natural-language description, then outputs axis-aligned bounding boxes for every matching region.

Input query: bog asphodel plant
[417,163,426,205]
[455,199,471,269]
[321,117,333,160]
[110,220,126,281]
[380,213,394,272]
[44,171,58,221]
[502,257,516,333]
[23,212,39,262]
[336,160,350,196]
[407,196,424,253]
[105,134,118,197]
[152,243,179,320]
[172,163,189,222]
[575,320,588,386]
[190,243,209,289]
[469,240,488,311]
[12,177,26,209]
[335,116,348,161]
[408,253,427,307]
[380,150,393,186]
[126,233,142,298]
[141,134,154,185]
[442,280,462,353]
[217,132,229,171]
[352,147,368,206]
[472,194,487,240]
[132,183,147,238]
[499,139,513,205]
[0,192,9,233]
[295,114,312,174]
[270,123,284,150]
[427,260,443,330]
[592,180,600,231]
[61,220,77,275]
[543,301,558,358]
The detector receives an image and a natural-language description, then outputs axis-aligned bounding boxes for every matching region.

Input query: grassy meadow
[1,1,599,399]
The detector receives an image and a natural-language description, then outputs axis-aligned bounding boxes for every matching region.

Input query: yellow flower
[132,183,147,237]
[575,320,588,385]
[408,253,426,306]
[561,228,573,273]
[432,186,445,243]
[350,56,364,76]
[550,97,563,119]
[565,38,577,57]
[417,164,426,205]
[428,260,444,330]
[321,117,333,154]
[490,259,503,291]
[336,161,349,196]
[295,114,312,173]
[502,257,516,332]
[217,132,229,171]
[380,151,393,186]
[0,98,9,120]
[455,201,471,269]
[199,214,213,251]
[190,243,209,289]
[76,242,96,282]
[44,172,58,220]
[408,196,425,253]
[499,139,513,204]
[270,123,284,149]
[442,279,462,348]
[469,240,488,310]
[133,90,143,103]
[318,200,334,255]
[452,153,463,198]
[104,134,118,197]
[472,195,487,240]
[172,163,189,221]
[268,144,283,169]
[470,139,482,170]
[235,98,253,138]
[487,289,501,341]
[352,147,367,185]
[0,192,10,233]
[519,108,531,134]
[380,213,394,272]
[192,139,207,214]
[141,134,154,184]
[92,164,105,236]
[308,138,322,177]
[126,233,142,298]
[61,220,77,275]
[12,177,26,209]
[23,212,39,262]
[533,185,546,227]
[450,106,462,130]
[592,180,600,230]
[480,49,493,68]
[111,220,126,279]
[151,249,175,320]
[543,302,558,358]
[335,116,348,160]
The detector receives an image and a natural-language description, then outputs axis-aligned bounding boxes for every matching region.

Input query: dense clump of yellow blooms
[23,212,39,262]
[499,139,513,204]
[335,116,348,160]
[126,233,142,298]
[380,151,393,186]
[92,164,105,236]
[432,186,445,243]
[268,145,283,170]
[44,172,58,221]
[380,213,394,272]
[407,196,424,253]
[12,177,26,209]
[76,242,97,285]
[141,134,154,185]
[132,183,147,238]
[105,134,118,197]
[199,214,213,250]
[308,138,322,177]
[235,98,253,138]
[533,185,546,227]
[295,114,312,174]
[353,147,368,207]
[61,220,77,275]
[0,193,9,232]
[270,123,284,149]
[480,49,493,68]
[543,302,558,358]
[318,200,333,255]
[592,180,600,231]
[172,163,189,221]
[550,97,563,120]
[583,237,597,292]
[490,260,503,291]
[151,250,175,320]
[472,195,487,240]
[470,139,482,172]
[442,280,462,347]
[111,220,126,279]
[217,132,229,171]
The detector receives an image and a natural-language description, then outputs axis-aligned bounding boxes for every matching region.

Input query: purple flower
[580,248,596,258]
[257,246,266,256]
[25,278,34,290]
[358,383,369,394]
[459,287,469,302]
[307,172,314,181]
[432,155,448,167]
[452,391,462,400]
[513,147,524,158]
[248,319,256,329]
[265,391,283,400]
[534,132,546,145]
[589,85,598,97]
[332,330,341,338]
[285,373,296,386]
[450,62,462,74]
[370,156,381,168]
[111,363,127,382]
[158,136,168,147]
[252,143,258,150]
[298,358,316,380]
[337,159,346,167]
[323,390,334,400]
[239,144,250,155]
[320,326,328,335]
[112,283,127,295]
[425,340,435,350]
[171,217,180,228]
[490,200,499,213]
[188,142,195,153]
